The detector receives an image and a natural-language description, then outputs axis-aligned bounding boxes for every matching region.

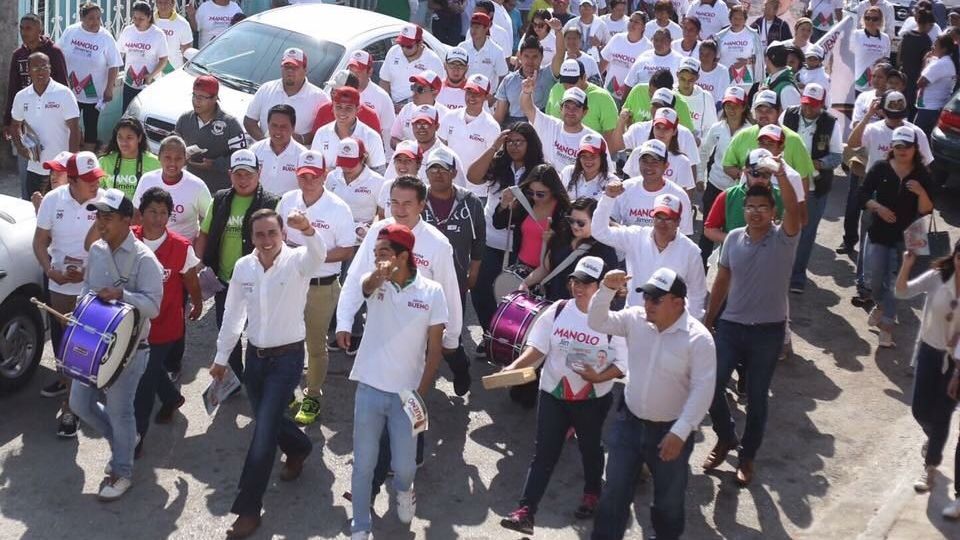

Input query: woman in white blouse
[895,243,960,519]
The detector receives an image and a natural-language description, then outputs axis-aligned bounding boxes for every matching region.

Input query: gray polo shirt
[83,232,164,344]
[494,66,557,125]
[719,225,799,325]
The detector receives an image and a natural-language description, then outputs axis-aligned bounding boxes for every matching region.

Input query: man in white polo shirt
[310,87,386,173]
[277,150,356,426]
[344,222,447,540]
[244,48,328,145]
[326,138,386,235]
[437,47,470,110]
[379,24,445,110]
[347,50,397,148]
[11,52,80,198]
[250,104,306,196]
[33,151,104,437]
[392,70,450,147]
[133,135,212,241]
[612,139,694,235]
[521,81,601,171]
[458,12,508,90]
[385,105,467,187]
[593,190,705,314]
[439,73,500,199]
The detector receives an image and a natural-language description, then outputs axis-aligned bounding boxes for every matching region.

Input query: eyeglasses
[527,190,549,199]
[505,138,527,146]
[747,168,772,178]
[410,85,432,94]
[566,216,588,227]
[744,204,772,213]
[192,93,215,101]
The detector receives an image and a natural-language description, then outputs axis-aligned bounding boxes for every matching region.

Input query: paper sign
[904,214,931,256]
[202,367,241,416]
[399,389,428,437]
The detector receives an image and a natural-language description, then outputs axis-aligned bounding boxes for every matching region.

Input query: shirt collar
[652,310,690,335]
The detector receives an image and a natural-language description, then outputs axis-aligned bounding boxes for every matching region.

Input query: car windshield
[185,21,345,92]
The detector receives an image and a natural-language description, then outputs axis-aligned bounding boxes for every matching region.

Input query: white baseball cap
[806,44,825,59]
[579,133,607,155]
[446,47,469,65]
[638,139,668,161]
[230,149,259,173]
[891,126,918,146]
[678,57,701,74]
[753,89,779,110]
[757,124,785,144]
[394,139,423,161]
[801,83,826,106]
[465,73,491,95]
[336,137,366,169]
[68,151,105,182]
[570,255,604,283]
[722,86,747,106]
[86,188,134,217]
[652,193,682,220]
[348,50,372,70]
[411,104,439,124]
[653,107,678,129]
[42,151,73,172]
[651,87,675,106]
[296,150,326,177]
[281,47,307,68]
[561,86,588,106]
[425,146,458,170]
[746,148,777,171]
[559,58,585,83]
[637,267,687,298]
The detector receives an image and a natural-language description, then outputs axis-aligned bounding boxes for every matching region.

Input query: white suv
[0,195,45,392]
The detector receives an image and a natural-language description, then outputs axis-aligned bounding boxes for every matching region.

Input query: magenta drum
[486,292,551,366]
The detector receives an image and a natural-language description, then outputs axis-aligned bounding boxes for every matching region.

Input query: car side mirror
[184,48,199,62]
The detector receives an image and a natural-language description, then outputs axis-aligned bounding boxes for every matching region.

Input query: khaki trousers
[304,280,340,398]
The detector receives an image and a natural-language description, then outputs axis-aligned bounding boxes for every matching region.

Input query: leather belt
[252,340,304,358]
[310,275,338,286]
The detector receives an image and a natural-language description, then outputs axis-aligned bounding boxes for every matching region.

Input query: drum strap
[538,243,592,287]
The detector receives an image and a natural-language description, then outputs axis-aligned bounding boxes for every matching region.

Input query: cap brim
[891,140,916,148]
[231,165,258,173]
[426,161,455,171]
[636,283,669,297]
[639,150,667,161]
[447,58,468,65]
[77,169,105,183]
[281,59,304,68]
[653,118,676,128]
[558,75,580,84]
[411,116,437,125]
[348,60,369,70]
[757,135,784,144]
[397,37,418,46]
[296,166,325,177]
[578,146,603,155]
[800,96,823,106]
[336,156,362,169]
[43,161,69,172]
[569,271,599,283]
[652,207,681,220]
[753,101,777,110]
[394,150,420,160]
[464,83,489,95]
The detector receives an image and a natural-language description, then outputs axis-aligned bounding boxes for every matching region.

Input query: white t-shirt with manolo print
[917,55,958,111]
[196,0,242,47]
[624,150,695,190]
[526,299,628,400]
[696,63,730,105]
[852,29,890,93]
[155,13,193,70]
[600,34,652,100]
[57,23,123,104]
[117,24,169,90]
[715,27,762,87]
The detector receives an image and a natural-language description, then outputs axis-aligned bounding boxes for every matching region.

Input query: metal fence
[19,0,190,41]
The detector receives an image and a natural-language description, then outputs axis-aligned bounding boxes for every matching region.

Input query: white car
[125,4,450,151]
[0,195,45,392]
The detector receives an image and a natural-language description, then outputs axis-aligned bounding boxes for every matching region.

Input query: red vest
[133,226,189,344]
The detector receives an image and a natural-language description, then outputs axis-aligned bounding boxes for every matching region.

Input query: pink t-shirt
[518,214,548,267]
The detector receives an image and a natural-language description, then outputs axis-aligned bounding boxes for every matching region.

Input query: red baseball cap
[280,47,307,69]
[348,50,372,71]
[193,75,219,97]
[43,151,73,172]
[336,137,366,169]
[68,151,106,183]
[409,70,442,92]
[296,150,326,177]
[393,140,423,161]
[578,133,606,155]
[396,24,423,47]
[378,223,416,252]
[332,86,361,106]
[471,12,492,27]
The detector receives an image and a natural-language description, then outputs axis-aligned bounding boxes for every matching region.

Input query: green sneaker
[294,396,321,425]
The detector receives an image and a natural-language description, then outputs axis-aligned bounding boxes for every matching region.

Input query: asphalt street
[1,168,959,540]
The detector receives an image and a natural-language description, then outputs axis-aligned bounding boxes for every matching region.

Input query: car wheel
[0,294,44,393]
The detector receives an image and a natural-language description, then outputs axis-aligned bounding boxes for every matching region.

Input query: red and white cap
[296,150,326,177]
[801,83,826,107]
[281,47,307,69]
[722,86,746,106]
[69,151,106,183]
[336,137,366,169]
[42,151,73,172]
[394,139,423,161]
[578,133,606,155]
[653,107,678,129]
[409,70,442,92]
[757,124,785,144]
[348,50,372,71]
[471,12,493,27]
[411,104,439,125]
[332,86,361,106]
[396,24,424,47]
[652,193,682,220]
[464,73,491,95]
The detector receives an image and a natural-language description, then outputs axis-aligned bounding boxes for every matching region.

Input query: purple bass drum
[486,292,551,366]
[58,292,140,388]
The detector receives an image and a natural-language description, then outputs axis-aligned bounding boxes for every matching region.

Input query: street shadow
[790,281,871,373]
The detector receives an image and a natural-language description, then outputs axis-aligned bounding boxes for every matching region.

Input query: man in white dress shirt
[587,267,716,540]
[209,207,327,539]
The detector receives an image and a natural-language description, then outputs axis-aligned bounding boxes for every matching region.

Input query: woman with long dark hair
[99,116,160,199]
[895,241,960,517]
[857,126,934,349]
[525,9,557,68]
[521,197,617,301]
[915,33,960,133]
[467,122,546,357]
[560,134,618,200]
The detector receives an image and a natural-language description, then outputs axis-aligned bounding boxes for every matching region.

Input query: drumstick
[30,297,73,326]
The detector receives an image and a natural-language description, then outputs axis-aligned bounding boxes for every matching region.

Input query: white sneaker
[396,489,416,524]
[914,465,935,492]
[942,499,960,519]
[351,532,372,540]
[98,476,132,501]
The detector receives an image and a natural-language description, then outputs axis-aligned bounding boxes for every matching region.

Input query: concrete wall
[0,2,19,171]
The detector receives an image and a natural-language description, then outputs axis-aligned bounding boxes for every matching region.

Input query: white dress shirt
[214,232,327,365]
[588,284,716,440]
[592,194,706,316]
[337,218,463,349]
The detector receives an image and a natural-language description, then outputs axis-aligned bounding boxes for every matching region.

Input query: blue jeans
[842,174,861,249]
[69,346,149,479]
[592,410,694,540]
[133,341,182,436]
[519,391,612,514]
[911,342,958,475]
[864,239,903,326]
[230,345,311,516]
[708,320,786,460]
[351,383,417,534]
[790,191,829,289]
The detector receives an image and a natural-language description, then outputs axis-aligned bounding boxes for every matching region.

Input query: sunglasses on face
[566,216,588,227]
[864,16,880,22]
[533,21,548,28]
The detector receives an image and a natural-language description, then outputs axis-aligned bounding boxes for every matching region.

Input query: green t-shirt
[546,82,620,134]
[200,195,253,282]
[720,125,816,184]
[622,84,695,132]
[98,152,161,200]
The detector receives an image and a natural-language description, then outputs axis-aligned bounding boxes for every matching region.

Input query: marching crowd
[5,0,960,538]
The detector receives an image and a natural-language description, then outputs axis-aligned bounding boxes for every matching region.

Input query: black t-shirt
[858,160,934,247]
[542,240,618,301]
